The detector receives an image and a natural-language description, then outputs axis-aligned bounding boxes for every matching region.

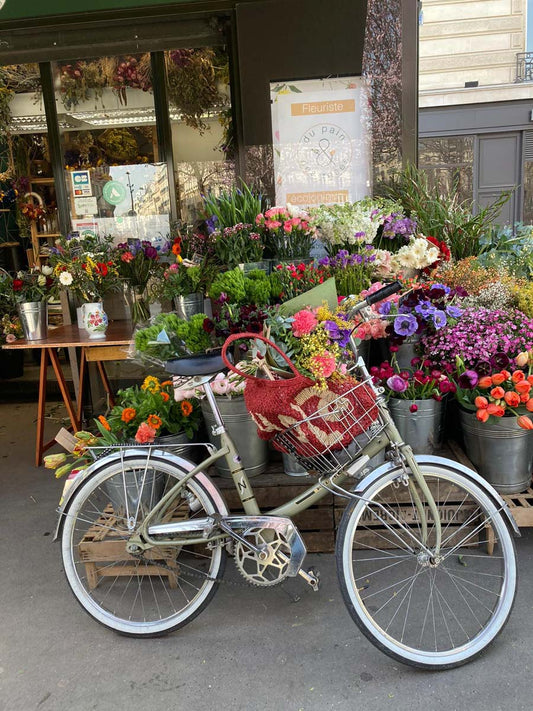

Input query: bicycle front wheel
[61,454,226,637]
[336,463,517,669]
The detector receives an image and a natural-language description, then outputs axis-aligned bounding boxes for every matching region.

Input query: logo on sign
[298,123,352,177]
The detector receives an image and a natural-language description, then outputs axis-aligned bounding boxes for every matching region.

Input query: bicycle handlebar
[344,281,403,319]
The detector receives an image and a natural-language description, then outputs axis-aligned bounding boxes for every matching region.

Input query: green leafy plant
[202,181,264,231]
[243,270,272,306]
[212,223,264,268]
[134,311,212,364]
[384,163,511,261]
[209,267,246,304]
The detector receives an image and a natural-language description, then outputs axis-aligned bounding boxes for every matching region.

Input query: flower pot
[389,397,445,455]
[17,302,47,341]
[459,410,533,494]
[155,431,193,461]
[392,336,420,371]
[282,452,310,477]
[174,293,204,321]
[77,301,103,332]
[102,469,166,513]
[0,349,24,380]
[201,397,268,478]
[82,302,108,340]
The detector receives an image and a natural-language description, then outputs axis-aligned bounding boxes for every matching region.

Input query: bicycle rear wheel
[61,454,226,637]
[336,463,517,669]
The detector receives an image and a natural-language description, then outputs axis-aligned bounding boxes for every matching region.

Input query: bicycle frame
[132,354,444,555]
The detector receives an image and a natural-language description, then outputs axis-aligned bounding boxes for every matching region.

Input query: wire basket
[272,378,386,476]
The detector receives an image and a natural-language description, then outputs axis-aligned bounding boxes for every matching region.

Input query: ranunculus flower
[211,373,230,396]
[517,415,533,430]
[474,396,488,409]
[504,391,520,407]
[135,422,156,444]
[476,409,489,423]
[386,374,408,393]
[478,376,493,389]
[5,333,16,343]
[310,354,336,379]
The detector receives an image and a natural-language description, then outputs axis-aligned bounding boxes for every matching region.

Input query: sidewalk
[1,402,533,711]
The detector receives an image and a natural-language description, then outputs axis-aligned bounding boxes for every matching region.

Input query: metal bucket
[103,470,166,513]
[459,410,533,494]
[155,431,193,461]
[393,337,420,371]
[282,452,310,477]
[389,398,444,455]
[201,397,268,478]
[174,293,204,321]
[17,301,47,341]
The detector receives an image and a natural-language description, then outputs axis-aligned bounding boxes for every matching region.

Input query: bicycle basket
[272,377,385,476]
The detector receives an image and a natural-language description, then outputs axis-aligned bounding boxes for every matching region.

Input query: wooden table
[2,322,133,465]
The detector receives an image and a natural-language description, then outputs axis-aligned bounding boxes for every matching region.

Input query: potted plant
[211,222,266,271]
[9,267,55,341]
[114,239,162,324]
[202,182,263,232]
[371,358,456,454]
[255,205,316,262]
[454,352,533,493]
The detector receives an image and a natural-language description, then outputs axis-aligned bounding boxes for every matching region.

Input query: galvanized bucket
[393,336,420,371]
[174,293,204,321]
[282,452,310,477]
[18,301,47,341]
[459,410,533,494]
[389,398,444,455]
[103,470,166,513]
[155,431,193,461]
[201,397,268,478]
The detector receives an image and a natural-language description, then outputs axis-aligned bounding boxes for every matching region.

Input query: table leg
[96,360,116,407]
[48,348,80,433]
[76,348,87,425]
[35,348,48,467]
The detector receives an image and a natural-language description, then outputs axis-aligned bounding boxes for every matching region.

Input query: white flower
[41,265,53,276]
[37,274,46,286]
[59,271,73,286]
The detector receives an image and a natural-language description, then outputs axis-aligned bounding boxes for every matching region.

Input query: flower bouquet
[317,247,375,297]
[255,205,315,260]
[269,262,326,302]
[95,375,201,444]
[371,358,456,408]
[114,240,162,324]
[211,223,264,269]
[0,313,23,344]
[309,199,381,251]
[10,267,56,303]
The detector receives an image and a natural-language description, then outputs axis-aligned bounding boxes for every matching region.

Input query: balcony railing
[516,52,533,82]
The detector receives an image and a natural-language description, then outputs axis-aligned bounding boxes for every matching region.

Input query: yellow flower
[141,375,161,393]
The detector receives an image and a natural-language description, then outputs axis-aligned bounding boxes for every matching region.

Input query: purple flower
[414,300,436,319]
[394,314,418,337]
[458,370,479,389]
[432,310,447,330]
[144,245,158,259]
[446,305,462,318]
[379,301,392,316]
[490,352,510,369]
[387,374,409,393]
[206,215,218,234]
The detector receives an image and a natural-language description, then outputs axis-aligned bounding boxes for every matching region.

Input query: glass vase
[126,285,150,325]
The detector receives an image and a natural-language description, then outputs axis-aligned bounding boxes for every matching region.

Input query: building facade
[419,0,533,224]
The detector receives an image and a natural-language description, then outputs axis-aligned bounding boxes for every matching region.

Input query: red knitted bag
[221,333,378,456]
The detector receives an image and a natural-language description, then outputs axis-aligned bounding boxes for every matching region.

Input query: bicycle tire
[61,453,227,637]
[336,463,517,670]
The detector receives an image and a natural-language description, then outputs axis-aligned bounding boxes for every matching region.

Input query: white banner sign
[270,77,371,207]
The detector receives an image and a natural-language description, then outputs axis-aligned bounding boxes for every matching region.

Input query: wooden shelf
[36,233,61,238]
[29,177,55,185]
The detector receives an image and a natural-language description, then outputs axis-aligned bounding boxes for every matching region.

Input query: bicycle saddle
[165,351,227,376]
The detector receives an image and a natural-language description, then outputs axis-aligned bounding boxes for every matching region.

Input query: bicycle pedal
[298,567,320,591]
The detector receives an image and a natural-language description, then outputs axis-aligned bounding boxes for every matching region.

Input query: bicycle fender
[53,448,229,541]
[353,454,520,537]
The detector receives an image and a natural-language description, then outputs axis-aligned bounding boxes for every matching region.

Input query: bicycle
[55,283,519,670]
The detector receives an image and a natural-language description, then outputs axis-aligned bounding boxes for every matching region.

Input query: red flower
[12,279,23,291]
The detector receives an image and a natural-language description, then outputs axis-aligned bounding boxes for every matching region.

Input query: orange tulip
[491,373,506,386]
[478,376,493,389]
[512,370,525,383]
[520,393,530,403]
[504,391,520,407]
[528,375,533,385]
[517,415,533,430]
[500,370,511,381]
[490,386,505,400]
[527,399,533,412]
[515,380,531,395]
[474,396,488,409]
[487,403,505,417]
[476,408,489,423]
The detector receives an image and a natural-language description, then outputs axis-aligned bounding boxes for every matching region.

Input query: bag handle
[221,332,302,382]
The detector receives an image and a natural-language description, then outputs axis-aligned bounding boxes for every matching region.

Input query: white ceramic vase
[82,302,108,339]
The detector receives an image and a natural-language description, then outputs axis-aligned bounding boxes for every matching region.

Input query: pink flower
[121,251,134,263]
[135,422,156,444]
[255,214,263,225]
[310,353,336,379]
[283,220,293,234]
[174,386,197,401]
[292,309,318,337]
[5,333,16,343]
[291,217,300,227]
[211,373,230,396]
[168,263,179,271]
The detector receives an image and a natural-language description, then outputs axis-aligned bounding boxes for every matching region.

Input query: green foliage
[384,163,511,260]
[134,311,211,363]
[477,223,533,280]
[209,268,246,304]
[243,269,271,306]
[202,181,264,230]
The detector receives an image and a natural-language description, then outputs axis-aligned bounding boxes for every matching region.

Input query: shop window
[0,63,53,265]
[418,136,474,204]
[165,46,235,227]
[52,54,169,247]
